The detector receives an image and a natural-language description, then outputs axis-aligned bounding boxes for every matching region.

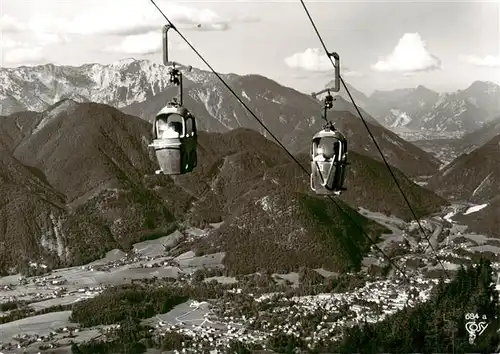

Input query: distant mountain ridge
[0,101,447,274]
[410,114,500,166]
[0,59,174,115]
[427,133,500,204]
[2,58,498,142]
[328,78,500,138]
[0,58,438,177]
[459,115,500,151]
[123,82,440,177]
[427,133,500,238]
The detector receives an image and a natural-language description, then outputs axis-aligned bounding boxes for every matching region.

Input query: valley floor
[1,206,499,353]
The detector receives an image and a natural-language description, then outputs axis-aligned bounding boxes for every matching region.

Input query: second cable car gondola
[309,52,349,195]
[149,24,197,175]
[310,122,348,195]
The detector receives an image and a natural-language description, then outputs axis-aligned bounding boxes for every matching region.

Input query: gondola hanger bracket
[322,120,336,131]
[163,27,186,106]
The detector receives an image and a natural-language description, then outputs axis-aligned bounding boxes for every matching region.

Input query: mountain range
[1,59,499,141]
[0,59,441,178]
[0,58,499,274]
[428,133,500,203]
[410,114,500,166]
[0,99,447,274]
[330,79,500,139]
[0,101,177,273]
[427,132,500,237]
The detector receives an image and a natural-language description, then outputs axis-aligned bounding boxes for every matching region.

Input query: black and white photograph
[0,0,499,352]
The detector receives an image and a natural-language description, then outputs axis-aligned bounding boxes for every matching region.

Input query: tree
[192,268,206,283]
[71,343,82,354]
[298,267,324,287]
[227,340,251,354]
[160,331,192,350]
[267,333,305,353]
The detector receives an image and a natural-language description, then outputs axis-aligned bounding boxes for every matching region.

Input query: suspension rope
[298,0,450,280]
[148,0,413,283]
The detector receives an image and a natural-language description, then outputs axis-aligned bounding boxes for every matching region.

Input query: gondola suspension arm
[311,52,340,125]
[163,24,192,107]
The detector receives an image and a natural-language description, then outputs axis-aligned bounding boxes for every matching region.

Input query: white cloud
[2,1,240,45]
[1,38,21,50]
[0,15,67,46]
[1,38,45,66]
[371,33,441,73]
[3,47,45,66]
[105,29,190,56]
[28,17,69,45]
[233,14,260,23]
[0,15,26,33]
[343,69,364,78]
[459,54,500,68]
[64,0,235,36]
[37,33,66,46]
[284,48,364,78]
[284,48,332,72]
[106,32,162,55]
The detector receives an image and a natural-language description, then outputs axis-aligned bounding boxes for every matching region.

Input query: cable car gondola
[310,121,348,195]
[149,24,197,175]
[309,52,349,195]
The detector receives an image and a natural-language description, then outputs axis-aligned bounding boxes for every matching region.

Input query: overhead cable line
[148,0,412,283]
[298,0,450,280]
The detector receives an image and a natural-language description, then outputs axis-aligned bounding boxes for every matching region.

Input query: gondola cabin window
[156,114,185,139]
[185,116,195,137]
[312,137,340,162]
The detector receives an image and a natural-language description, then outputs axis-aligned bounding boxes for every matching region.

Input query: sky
[0,0,499,95]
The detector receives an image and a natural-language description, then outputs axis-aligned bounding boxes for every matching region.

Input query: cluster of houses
[0,326,79,352]
[147,275,442,352]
